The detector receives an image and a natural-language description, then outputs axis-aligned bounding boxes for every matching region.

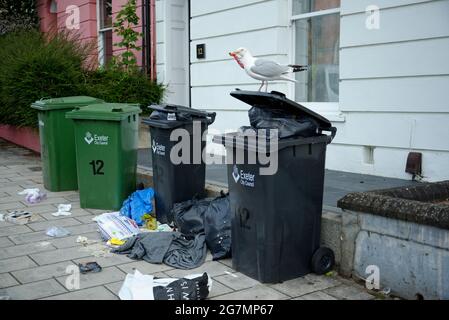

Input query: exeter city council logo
[232,165,240,183]
[84,132,93,145]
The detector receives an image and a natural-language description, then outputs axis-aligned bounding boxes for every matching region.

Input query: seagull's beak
[229,51,236,57]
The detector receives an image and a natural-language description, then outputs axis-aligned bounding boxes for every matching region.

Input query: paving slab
[49,232,102,249]
[269,274,341,298]
[212,284,289,300]
[208,280,234,298]
[0,273,19,288]
[27,217,82,232]
[214,272,260,291]
[165,261,234,278]
[4,279,67,300]
[294,291,338,300]
[74,254,135,268]
[324,284,375,300]
[0,201,26,211]
[115,260,174,275]
[29,246,95,265]
[39,208,92,221]
[11,261,77,284]
[56,266,126,291]
[73,215,97,224]
[41,286,118,300]
[0,237,14,248]
[0,241,56,260]
[0,225,33,237]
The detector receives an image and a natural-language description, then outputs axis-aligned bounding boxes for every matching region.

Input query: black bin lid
[149,104,215,119]
[143,104,216,129]
[230,90,332,130]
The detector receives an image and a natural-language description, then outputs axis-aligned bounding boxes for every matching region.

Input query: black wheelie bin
[143,104,216,224]
[213,90,337,283]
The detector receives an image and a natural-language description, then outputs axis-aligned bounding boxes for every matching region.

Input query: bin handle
[319,126,337,143]
[206,112,216,125]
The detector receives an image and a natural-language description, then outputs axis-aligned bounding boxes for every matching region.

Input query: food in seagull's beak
[229,51,236,57]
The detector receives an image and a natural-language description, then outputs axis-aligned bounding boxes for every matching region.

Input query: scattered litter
[52,204,72,217]
[93,211,140,241]
[142,213,157,230]
[1,211,33,225]
[120,188,155,226]
[46,226,71,237]
[78,262,102,274]
[38,241,51,247]
[381,287,391,295]
[156,223,173,232]
[325,271,335,277]
[109,238,126,246]
[79,242,112,258]
[18,188,47,204]
[76,236,89,245]
[119,269,212,300]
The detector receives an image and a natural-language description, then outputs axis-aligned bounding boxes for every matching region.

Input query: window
[98,0,113,66]
[291,0,341,104]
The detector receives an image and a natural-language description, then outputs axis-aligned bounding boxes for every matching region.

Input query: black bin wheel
[311,247,335,275]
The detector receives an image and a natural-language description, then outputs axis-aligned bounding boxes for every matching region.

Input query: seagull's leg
[258,81,264,92]
[265,81,269,92]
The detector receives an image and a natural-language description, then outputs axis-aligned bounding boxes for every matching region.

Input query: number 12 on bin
[89,160,105,175]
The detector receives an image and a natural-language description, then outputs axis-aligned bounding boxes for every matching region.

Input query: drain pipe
[141,0,146,73]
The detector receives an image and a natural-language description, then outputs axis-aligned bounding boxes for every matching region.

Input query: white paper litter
[52,204,72,217]
[45,226,71,237]
[18,188,47,204]
[93,211,140,241]
[118,269,213,300]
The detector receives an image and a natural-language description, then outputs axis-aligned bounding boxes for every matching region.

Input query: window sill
[319,112,346,123]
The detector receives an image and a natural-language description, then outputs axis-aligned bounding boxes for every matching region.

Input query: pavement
[0,139,381,300]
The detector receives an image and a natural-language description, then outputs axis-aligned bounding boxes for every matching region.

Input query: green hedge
[0,30,164,128]
[83,67,165,115]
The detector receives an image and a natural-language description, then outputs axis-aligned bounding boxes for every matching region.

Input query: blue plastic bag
[120,188,155,226]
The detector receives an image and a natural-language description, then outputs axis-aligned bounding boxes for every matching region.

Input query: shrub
[0,30,92,127]
[82,66,165,115]
[0,0,39,35]
[0,30,165,127]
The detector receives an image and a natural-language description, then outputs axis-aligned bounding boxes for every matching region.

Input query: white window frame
[288,1,345,122]
[96,0,113,66]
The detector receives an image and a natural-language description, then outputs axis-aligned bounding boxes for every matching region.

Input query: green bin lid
[31,96,104,111]
[65,103,141,121]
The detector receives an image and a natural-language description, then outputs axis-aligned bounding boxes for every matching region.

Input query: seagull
[229,47,308,91]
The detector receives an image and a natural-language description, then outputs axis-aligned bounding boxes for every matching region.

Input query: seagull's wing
[250,59,289,77]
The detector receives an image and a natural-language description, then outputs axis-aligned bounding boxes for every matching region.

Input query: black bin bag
[171,192,232,261]
[172,197,210,238]
[236,90,336,140]
[204,192,231,260]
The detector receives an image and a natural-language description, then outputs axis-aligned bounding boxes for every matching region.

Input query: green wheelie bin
[66,103,141,210]
[31,96,104,192]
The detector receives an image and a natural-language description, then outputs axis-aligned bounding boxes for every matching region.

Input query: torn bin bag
[172,193,232,261]
[203,193,231,260]
[246,106,320,139]
[172,198,210,238]
[232,90,336,140]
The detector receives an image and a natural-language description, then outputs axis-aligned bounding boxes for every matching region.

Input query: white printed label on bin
[84,132,109,146]
[232,165,255,188]
[167,113,177,121]
[152,139,166,156]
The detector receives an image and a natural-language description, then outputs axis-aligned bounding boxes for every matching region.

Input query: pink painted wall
[37,0,150,69]
[0,125,41,153]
